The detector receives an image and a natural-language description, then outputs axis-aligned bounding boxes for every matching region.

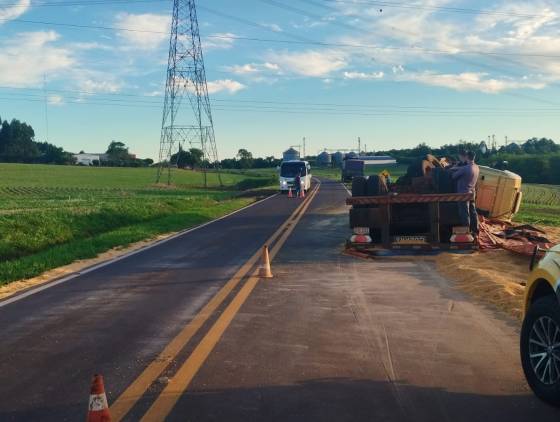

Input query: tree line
[0,117,153,167]
[0,117,75,164]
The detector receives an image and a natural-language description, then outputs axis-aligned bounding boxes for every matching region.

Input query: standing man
[450,150,479,234]
[294,172,301,198]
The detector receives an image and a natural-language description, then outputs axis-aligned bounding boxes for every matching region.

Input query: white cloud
[260,22,283,32]
[266,50,347,77]
[263,62,280,71]
[203,33,236,51]
[47,94,64,106]
[328,0,560,89]
[343,71,384,80]
[206,79,246,94]
[0,0,30,22]
[79,79,122,93]
[399,71,546,93]
[225,64,259,75]
[0,31,74,87]
[114,13,170,50]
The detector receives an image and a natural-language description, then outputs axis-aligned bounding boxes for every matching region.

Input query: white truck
[279,160,312,193]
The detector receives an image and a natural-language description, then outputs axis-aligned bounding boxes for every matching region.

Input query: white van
[279,160,312,193]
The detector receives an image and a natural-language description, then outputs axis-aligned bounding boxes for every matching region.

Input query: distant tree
[220,158,238,169]
[0,118,39,162]
[236,148,253,169]
[106,141,130,164]
[35,142,75,164]
[188,148,204,168]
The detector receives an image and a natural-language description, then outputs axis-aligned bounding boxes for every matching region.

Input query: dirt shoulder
[436,224,559,320]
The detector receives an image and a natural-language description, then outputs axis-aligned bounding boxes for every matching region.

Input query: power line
[321,0,553,19]
[3,86,560,112]
[0,0,168,8]
[3,94,560,117]
[3,13,560,60]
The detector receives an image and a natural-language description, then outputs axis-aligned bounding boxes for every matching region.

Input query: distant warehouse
[73,152,108,166]
[342,155,397,182]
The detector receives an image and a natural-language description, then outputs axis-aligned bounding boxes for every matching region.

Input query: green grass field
[0,164,276,285]
[515,184,560,226]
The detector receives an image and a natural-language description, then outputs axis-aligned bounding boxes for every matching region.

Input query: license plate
[393,236,428,244]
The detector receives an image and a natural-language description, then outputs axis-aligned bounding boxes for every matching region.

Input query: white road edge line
[0,193,279,308]
[342,182,351,196]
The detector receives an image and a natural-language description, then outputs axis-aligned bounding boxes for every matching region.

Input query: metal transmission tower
[156,0,222,186]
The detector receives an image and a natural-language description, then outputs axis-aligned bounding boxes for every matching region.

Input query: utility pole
[156,0,222,187]
[358,137,361,154]
[505,136,508,146]
[302,137,306,159]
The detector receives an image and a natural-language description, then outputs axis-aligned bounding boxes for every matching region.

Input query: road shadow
[155,377,559,422]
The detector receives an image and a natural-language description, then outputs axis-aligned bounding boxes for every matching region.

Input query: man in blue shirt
[451,150,480,234]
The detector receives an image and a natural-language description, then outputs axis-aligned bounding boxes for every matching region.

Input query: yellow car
[521,245,560,406]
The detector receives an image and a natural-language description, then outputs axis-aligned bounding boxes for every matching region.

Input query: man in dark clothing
[450,151,479,234]
[294,172,301,197]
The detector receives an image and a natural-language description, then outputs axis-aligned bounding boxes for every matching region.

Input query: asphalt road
[0,190,302,421]
[1,179,559,421]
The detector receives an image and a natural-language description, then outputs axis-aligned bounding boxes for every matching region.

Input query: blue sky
[1,0,560,160]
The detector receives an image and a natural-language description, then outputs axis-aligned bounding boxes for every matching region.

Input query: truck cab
[279,160,311,193]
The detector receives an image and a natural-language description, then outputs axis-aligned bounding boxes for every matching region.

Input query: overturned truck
[347,155,522,252]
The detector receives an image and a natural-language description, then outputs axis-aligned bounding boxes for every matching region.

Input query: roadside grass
[514,184,560,226]
[0,197,253,285]
[0,163,276,286]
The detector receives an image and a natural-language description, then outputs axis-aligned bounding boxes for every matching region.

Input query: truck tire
[520,296,560,407]
[366,175,388,196]
[407,158,435,178]
[431,167,455,193]
[351,176,368,197]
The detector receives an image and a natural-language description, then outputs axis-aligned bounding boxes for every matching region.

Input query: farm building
[73,152,108,166]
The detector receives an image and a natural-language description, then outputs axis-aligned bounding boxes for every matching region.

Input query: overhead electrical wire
[322,0,552,19]
[3,90,559,117]
[0,0,168,8]
[1,0,559,111]
[3,86,560,112]
[1,9,560,60]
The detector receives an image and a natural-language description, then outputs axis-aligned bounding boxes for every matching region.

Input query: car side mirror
[530,246,546,271]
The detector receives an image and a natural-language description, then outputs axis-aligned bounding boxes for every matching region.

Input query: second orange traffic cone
[288,187,293,198]
[300,188,305,198]
[87,374,111,422]
[259,245,273,278]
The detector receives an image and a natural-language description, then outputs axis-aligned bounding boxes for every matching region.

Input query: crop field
[0,164,276,285]
[515,184,560,227]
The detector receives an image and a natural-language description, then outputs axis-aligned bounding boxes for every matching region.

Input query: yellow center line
[139,183,320,421]
[110,185,318,421]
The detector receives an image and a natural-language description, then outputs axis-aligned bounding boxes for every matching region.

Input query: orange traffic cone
[87,374,111,422]
[259,245,273,278]
[288,187,293,198]
[300,188,305,198]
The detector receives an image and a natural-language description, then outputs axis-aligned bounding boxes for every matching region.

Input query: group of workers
[450,150,480,236]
